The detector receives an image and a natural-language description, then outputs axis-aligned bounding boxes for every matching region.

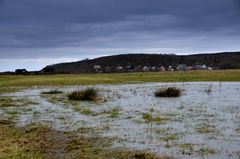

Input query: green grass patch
[102,107,122,118]
[196,147,217,156]
[0,97,15,107]
[73,107,95,115]
[142,113,170,124]
[154,128,172,135]
[0,70,240,87]
[0,96,38,107]
[178,143,195,155]
[41,93,67,105]
[196,123,216,134]
[0,87,22,95]
[109,108,120,118]
[160,134,177,142]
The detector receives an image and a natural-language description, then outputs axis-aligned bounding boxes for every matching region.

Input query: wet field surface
[1,82,240,159]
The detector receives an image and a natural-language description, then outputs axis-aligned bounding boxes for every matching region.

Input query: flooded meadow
[0,82,240,159]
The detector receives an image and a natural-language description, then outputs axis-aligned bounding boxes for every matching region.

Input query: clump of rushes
[42,89,63,94]
[154,87,181,97]
[68,88,97,101]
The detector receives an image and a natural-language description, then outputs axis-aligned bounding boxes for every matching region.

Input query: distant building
[93,65,101,72]
[208,67,213,70]
[105,67,111,73]
[134,65,142,72]
[126,65,134,72]
[93,65,101,69]
[150,66,157,71]
[168,66,174,71]
[187,66,193,70]
[116,66,124,72]
[193,64,208,70]
[200,64,208,70]
[177,64,187,71]
[159,66,166,71]
[142,66,149,71]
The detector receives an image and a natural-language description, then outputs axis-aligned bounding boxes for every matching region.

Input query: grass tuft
[154,87,181,97]
[102,107,121,118]
[68,88,97,101]
[142,113,169,123]
[196,123,216,134]
[160,135,177,142]
[0,96,38,107]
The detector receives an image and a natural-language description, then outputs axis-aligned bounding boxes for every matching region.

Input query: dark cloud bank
[0,0,240,71]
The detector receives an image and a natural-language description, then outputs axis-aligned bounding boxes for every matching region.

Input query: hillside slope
[42,52,240,73]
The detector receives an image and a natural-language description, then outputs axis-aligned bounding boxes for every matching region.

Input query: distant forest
[41,52,240,74]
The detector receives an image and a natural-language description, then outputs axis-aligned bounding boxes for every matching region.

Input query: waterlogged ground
[0,82,240,159]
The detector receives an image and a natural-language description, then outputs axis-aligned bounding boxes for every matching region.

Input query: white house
[93,65,101,69]
[142,66,149,71]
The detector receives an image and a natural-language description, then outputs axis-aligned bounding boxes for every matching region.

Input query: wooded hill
[41,52,240,73]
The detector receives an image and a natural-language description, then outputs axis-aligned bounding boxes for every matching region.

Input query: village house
[208,67,213,70]
[134,65,142,72]
[142,66,149,71]
[176,64,187,71]
[93,65,101,72]
[126,65,134,72]
[116,66,124,72]
[105,67,111,73]
[168,65,174,71]
[200,64,208,70]
[159,66,166,71]
[192,64,208,70]
[150,66,158,71]
[187,66,193,70]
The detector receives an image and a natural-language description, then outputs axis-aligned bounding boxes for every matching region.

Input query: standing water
[0,82,240,159]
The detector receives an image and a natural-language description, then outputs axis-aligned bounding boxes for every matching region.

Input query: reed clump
[154,87,181,97]
[68,88,97,101]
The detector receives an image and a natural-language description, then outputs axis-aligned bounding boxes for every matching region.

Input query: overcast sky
[0,0,240,71]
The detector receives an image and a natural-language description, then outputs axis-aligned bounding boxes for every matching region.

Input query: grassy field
[0,70,240,88]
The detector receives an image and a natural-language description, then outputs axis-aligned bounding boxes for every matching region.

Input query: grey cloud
[0,0,240,57]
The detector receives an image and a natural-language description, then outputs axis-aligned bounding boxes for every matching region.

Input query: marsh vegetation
[154,87,181,97]
[0,96,38,107]
[68,88,98,101]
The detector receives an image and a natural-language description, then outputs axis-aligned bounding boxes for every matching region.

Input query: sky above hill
[0,0,240,71]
